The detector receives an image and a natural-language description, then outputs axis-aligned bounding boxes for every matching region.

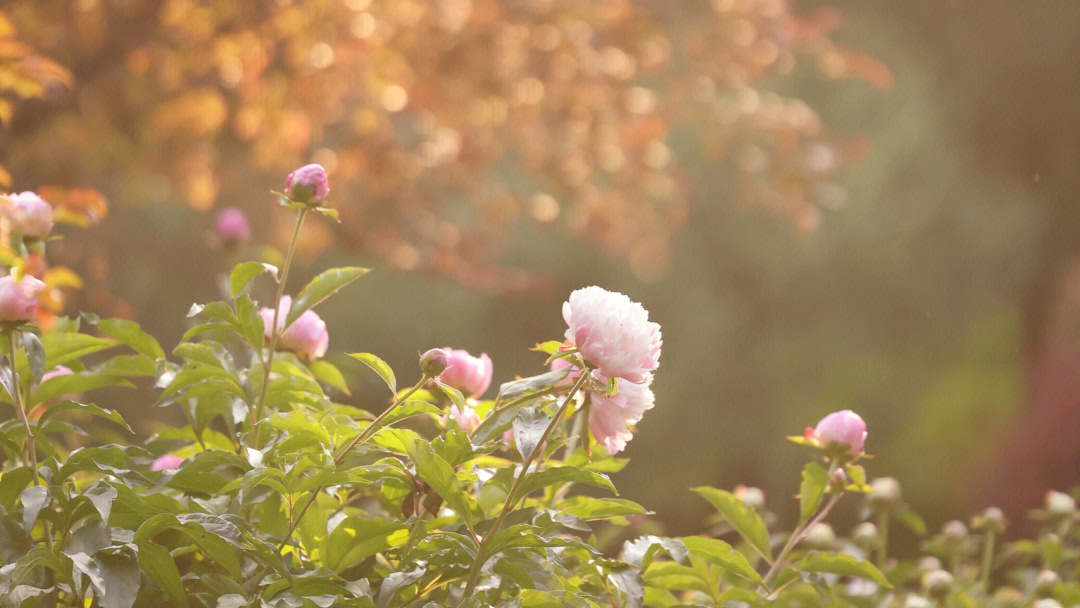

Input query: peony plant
[1,168,1079,608]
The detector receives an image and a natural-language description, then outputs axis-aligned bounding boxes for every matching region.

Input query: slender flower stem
[763,480,845,588]
[461,368,591,598]
[980,529,996,591]
[277,374,431,552]
[8,329,52,550]
[875,510,889,570]
[250,207,307,448]
[8,330,38,485]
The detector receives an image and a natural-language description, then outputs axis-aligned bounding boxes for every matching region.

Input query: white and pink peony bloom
[808,410,867,456]
[214,207,251,245]
[588,375,655,454]
[438,348,493,398]
[3,191,53,239]
[150,453,185,472]
[285,163,330,205]
[562,286,661,383]
[0,272,45,323]
[260,296,329,361]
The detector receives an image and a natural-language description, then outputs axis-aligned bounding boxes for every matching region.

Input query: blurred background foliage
[0,0,1077,543]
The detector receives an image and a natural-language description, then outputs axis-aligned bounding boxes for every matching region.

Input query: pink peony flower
[438,348,493,398]
[809,410,867,456]
[260,296,329,361]
[0,272,45,323]
[588,375,655,454]
[150,453,185,472]
[3,191,53,239]
[285,164,330,205]
[214,207,251,245]
[562,286,661,383]
[446,403,482,434]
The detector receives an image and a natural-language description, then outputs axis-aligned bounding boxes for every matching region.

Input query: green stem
[8,330,38,485]
[460,368,590,598]
[277,374,431,552]
[250,207,307,448]
[762,467,845,589]
[980,529,995,591]
[875,510,889,570]
[8,329,52,550]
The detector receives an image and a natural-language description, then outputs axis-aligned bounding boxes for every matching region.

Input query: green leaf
[39,399,134,433]
[87,315,166,361]
[21,485,49,530]
[433,379,465,411]
[793,552,892,587]
[23,332,44,385]
[800,462,829,522]
[96,548,141,608]
[234,294,266,350]
[559,497,650,521]
[308,359,350,395]
[691,486,772,563]
[678,536,764,585]
[134,513,243,579]
[286,266,369,326]
[496,368,569,402]
[266,410,332,446]
[40,332,117,368]
[349,352,396,394]
[513,404,551,459]
[138,540,189,607]
[324,516,409,572]
[230,261,277,297]
[404,437,479,527]
[12,546,66,586]
[29,373,136,408]
[516,466,616,498]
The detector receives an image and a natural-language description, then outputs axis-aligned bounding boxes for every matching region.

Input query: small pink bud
[150,453,185,472]
[259,296,329,361]
[3,192,53,239]
[214,207,251,245]
[438,348,493,398]
[285,164,330,205]
[420,348,449,377]
[0,272,45,323]
[811,410,867,456]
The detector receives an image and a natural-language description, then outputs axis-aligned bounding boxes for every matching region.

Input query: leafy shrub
[0,172,1078,608]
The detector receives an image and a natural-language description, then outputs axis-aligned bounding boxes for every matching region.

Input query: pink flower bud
[214,207,251,245]
[0,272,45,323]
[446,404,481,434]
[285,164,330,205]
[438,348,493,398]
[420,348,449,377]
[3,192,53,239]
[810,410,867,456]
[150,453,185,471]
[259,296,329,361]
